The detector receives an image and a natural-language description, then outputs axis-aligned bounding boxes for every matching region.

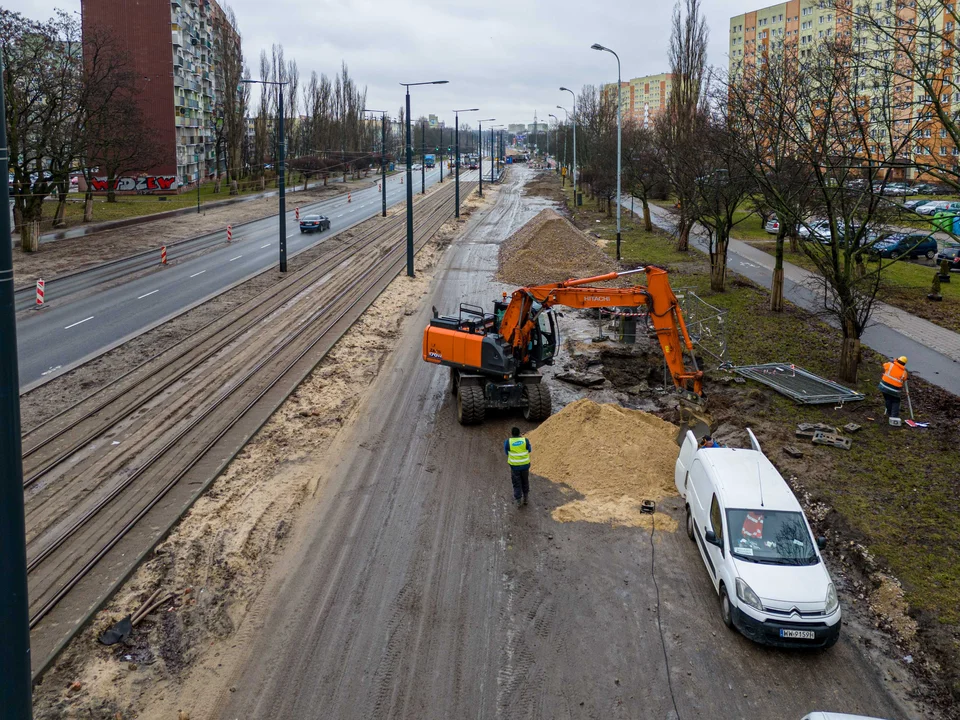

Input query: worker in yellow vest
[878,356,908,424]
[504,427,532,507]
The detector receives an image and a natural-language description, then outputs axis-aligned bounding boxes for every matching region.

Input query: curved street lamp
[559,88,578,201]
[477,118,495,196]
[453,108,479,217]
[590,43,623,260]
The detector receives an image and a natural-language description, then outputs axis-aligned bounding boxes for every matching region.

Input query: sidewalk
[638,201,960,395]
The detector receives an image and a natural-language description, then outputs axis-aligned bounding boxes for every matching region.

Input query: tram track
[26,179,478,679]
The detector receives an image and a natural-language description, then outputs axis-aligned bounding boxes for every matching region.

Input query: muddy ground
[12,179,373,289]
[28,188,490,720]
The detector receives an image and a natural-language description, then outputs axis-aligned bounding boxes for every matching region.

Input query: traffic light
[435,146,439,152]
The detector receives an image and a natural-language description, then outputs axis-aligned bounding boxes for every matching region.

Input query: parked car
[798,220,832,242]
[935,241,960,270]
[869,232,938,260]
[914,182,954,195]
[914,200,960,216]
[299,214,331,233]
[674,429,841,648]
[764,215,780,235]
[902,198,929,212]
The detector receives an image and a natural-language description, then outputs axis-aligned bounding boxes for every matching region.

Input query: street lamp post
[559,88,578,204]
[0,55,32,720]
[453,108,478,218]
[548,114,559,174]
[365,109,388,217]
[491,125,503,183]
[439,127,443,183]
[557,107,570,183]
[243,78,289,271]
[477,119,494,197]
[591,43,622,261]
[421,118,426,195]
[401,80,448,277]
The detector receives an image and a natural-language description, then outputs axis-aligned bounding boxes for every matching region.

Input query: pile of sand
[528,399,680,529]
[496,208,616,286]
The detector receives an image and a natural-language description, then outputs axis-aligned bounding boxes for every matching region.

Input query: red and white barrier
[295,207,300,221]
[227,225,233,242]
[348,193,352,203]
[160,246,167,265]
[36,279,44,308]
[378,182,381,191]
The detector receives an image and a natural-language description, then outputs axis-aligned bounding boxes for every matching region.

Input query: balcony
[172,31,182,46]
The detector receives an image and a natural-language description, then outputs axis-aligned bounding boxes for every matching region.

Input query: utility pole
[453,107,479,218]
[439,127,443,183]
[421,118,426,195]
[366,109,388,217]
[477,118,494,197]
[0,55,33,720]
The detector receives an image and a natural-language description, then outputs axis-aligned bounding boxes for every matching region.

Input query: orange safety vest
[880,361,907,389]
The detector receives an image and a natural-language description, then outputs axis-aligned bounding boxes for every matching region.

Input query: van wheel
[926,249,935,260]
[719,586,734,629]
[686,506,695,541]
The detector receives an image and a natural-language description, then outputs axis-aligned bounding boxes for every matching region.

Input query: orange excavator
[422,266,704,424]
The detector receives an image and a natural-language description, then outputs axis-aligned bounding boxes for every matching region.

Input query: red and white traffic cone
[36,278,44,308]
[227,225,233,242]
[160,246,167,265]
[295,207,300,221]
[348,193,352,203]
[400,176,403,185]
[378,182,381,192]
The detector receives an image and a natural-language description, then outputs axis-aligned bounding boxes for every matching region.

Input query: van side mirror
[705,529,720,546]
[816,536,827,550]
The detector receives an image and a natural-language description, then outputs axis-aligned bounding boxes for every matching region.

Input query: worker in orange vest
[878,356,908,424]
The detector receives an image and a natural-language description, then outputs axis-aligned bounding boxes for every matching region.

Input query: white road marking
[41,365,62,377]
[190,270,206,278]
[64,316,94,330]
[137,289,159,299]
[229,255,243,262]
[337,214,343,217]
[261,243,271,248]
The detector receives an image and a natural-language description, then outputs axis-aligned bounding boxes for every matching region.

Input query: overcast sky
[3,0,748,127]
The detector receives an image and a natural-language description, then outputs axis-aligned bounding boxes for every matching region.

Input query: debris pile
[496,208,616,286]
[528,399,679,529]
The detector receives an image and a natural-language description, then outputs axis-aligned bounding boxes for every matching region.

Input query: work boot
[522,495,529,506]
[515,497,523,508]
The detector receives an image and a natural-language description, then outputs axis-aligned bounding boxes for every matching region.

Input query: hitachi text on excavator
[422,267,704,424]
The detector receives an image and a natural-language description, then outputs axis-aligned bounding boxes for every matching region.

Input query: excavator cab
[527,306,559,368]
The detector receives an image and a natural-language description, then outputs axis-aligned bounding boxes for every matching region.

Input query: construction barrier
[227,225,233,242]
[378,183,381,191]
[348,193,352,203]
[160,246,167,265]
[36,279,44,308]
[295,207,300,221]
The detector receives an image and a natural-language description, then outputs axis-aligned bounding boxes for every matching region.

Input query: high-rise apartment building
[603,73,673,126]
[82,0,240,190]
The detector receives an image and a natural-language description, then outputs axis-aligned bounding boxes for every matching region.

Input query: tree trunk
[214,176,221,194]
[21,219,40,253]
[789,231,798,254]
[84,193,94,222]
[839,336,860,383]
[230,180,238,196]
[260,176,266,191]
[642,197,652,232]
[771,228,786,311]
[303,172,308,191]
[107,188,117,203]
[53,189,68,228]
[676,218,690,252]
[710,237,729,292]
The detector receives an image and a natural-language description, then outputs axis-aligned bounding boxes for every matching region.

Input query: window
[941,146,948,155]
[710,495,725,549]
[942,128,948,138]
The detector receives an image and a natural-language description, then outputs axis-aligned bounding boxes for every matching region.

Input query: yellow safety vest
[507,437,530,466]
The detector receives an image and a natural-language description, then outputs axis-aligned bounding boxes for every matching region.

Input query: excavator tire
[457,385,486,425]
[522,383,552,422]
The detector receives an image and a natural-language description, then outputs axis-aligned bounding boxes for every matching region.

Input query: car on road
[674,429,841,648]
[764,215,780,235]
[411,163,423,170]
[468,162,479,170]
[935,241,960,270]
[914,200,960,216]
[869,232,938,260]
[299,214,331,233]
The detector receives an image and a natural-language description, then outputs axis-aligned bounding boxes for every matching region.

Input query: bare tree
[622,120,664,232]
[660,0,709,251]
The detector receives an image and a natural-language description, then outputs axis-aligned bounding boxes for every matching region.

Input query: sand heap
[528,399,680,530]
[496,208,616,286]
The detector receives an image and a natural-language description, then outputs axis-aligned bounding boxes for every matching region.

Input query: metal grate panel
[732,363,865,404]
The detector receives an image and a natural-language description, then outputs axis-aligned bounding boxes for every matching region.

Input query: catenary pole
[0,54,34,720]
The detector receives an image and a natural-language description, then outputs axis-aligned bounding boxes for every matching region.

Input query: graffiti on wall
[90,175,177,193]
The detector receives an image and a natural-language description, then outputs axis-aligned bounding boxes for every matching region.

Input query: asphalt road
[210,168,909,720]
[16,168,480,390]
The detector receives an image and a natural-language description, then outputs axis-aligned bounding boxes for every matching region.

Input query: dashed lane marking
[64,316,94,330]
[261,243,271,248]
[190,270,206,278]
[229,255,243,262]
[137,289,160,299]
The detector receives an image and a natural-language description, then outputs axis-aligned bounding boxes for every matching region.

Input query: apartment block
[603,73,673,126]
[82,0,240,190]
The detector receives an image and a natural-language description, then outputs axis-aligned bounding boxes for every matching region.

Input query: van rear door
[675,430,698,497]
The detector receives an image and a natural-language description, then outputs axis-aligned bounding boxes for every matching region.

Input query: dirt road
[205,169,912,720]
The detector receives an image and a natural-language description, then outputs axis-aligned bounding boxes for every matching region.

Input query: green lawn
[560,180,960,693]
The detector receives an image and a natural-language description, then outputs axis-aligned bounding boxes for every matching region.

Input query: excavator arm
[499,267,703,396]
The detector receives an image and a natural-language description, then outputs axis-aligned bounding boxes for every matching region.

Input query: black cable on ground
[649,509,682,720]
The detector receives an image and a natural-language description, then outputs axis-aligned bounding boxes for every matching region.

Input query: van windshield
[725,509,819,566]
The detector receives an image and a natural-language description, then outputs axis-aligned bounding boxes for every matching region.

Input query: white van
[674,429,842,648]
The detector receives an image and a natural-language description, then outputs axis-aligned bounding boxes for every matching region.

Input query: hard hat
[897,356,908,365]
